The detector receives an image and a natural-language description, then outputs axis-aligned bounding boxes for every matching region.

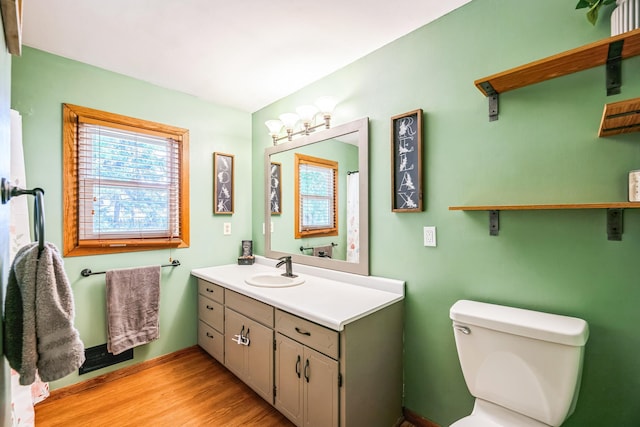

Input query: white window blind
[78,122,180,241]
[299,163,335,231]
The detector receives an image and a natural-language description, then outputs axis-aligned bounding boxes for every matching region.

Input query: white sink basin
[245,273,305,288]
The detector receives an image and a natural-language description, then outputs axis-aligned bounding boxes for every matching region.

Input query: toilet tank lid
[450,300,589,347]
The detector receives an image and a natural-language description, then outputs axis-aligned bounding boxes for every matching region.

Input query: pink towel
[106,266,161,355]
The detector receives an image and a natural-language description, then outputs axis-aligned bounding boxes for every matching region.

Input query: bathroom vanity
[191,256,404,427]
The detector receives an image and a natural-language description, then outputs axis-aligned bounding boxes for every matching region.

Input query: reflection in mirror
[294,153,340,241]
[265,118,369,275]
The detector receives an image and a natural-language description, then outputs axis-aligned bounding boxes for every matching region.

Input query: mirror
[265,118,369,275]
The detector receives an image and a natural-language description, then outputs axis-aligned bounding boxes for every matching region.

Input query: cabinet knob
[206,288,214,293]
[206,305,214,310]
[296,355,301,378]
[206,332,214,339]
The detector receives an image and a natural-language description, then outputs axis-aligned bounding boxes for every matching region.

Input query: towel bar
[81,260,181,277]
[299,242,338,252]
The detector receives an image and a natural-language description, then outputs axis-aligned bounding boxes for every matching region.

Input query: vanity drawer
[198,297,224,331]
[198,279,224,304]
[225,290,274,328]
[275,309,339,359]
[198,320,224,362]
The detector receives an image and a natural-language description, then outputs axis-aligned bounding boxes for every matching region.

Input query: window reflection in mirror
[295,153,339,239]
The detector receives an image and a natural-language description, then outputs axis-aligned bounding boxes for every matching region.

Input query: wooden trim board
[403,407,441,427]
[0,0,22,55]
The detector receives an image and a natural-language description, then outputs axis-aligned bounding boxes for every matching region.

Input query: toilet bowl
[450,400,550,427]
[449,300,589,427]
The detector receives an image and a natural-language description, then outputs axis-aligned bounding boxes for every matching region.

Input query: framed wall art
[391,109,423,212]
[213,152,234,214]
[270,162,282,215]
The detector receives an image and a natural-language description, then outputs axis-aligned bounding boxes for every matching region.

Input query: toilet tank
[450,300,589,427]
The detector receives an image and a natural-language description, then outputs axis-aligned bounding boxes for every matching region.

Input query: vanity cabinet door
[275,333,304,426]
[245,319,274,403]
[224,307,246,378]
[198,297,223,331]
[275,333,339,427]
[303,346,339,427]
[197,280,225,362]
[198,320,223,362]
[224,307,274,403]
[198,279,224,304]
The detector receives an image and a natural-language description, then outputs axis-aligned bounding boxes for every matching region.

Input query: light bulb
[296,105,319,125]
[315,96,337,114]
[265,120,283,136]
[279,113,299,130]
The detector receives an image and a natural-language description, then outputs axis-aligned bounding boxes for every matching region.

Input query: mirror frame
[264,117,369,275]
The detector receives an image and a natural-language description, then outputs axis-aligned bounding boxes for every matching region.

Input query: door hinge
[273,385,277,398]
[338,373,342,387]
[273,339,277,351]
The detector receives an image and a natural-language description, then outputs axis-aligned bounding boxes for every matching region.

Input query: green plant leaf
[586,3,601,25]
[576,0,592,10]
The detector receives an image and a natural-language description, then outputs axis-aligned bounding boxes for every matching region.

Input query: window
[63,104,189,256]
[294,153,338,238]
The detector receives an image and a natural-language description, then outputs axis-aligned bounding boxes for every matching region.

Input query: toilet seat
[449,400,550,427]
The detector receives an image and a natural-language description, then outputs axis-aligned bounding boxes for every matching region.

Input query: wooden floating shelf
[449,202,640,211]
[475,28,640,97]
[599,96,640,136]
[449,203,640,240]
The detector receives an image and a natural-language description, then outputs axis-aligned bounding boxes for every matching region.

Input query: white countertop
[191,256,404,331]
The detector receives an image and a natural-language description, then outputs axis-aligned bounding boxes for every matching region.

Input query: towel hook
[1,178,46,256]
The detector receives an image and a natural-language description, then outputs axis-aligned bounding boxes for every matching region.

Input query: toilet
[449,300,589,427]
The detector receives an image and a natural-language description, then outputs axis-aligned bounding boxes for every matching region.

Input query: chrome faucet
[276,256,297,278]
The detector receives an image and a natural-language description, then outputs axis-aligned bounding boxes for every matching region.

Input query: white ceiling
[22,0,472,113]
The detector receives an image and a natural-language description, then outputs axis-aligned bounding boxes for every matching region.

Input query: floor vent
[79,343,133,375]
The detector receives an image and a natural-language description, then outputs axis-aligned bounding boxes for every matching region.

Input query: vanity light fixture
[265,96,337,145]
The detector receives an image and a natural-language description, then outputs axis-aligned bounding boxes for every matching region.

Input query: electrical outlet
[423,226,436,247]
[223,222,231,235]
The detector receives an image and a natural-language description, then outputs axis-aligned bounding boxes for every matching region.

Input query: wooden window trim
[62,103,190,256]
[294,153,338,239]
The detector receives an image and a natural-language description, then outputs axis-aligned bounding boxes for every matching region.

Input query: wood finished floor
[35,346,294,426]
[35,345,417,426]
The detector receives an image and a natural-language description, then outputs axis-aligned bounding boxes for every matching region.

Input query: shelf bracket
[606,40,624,96]
[607,208,623,241]
[489,210,500,236]
[479,81,499,121]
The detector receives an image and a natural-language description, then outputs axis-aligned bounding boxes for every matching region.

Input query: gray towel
[4,242,85,385]
[106,266,161,355]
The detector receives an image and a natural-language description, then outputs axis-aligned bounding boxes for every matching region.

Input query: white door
[0,25,13,426]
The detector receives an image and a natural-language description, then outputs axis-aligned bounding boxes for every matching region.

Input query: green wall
[11,47,252,389]
[252,0,640,425]
[9,0,640,425]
